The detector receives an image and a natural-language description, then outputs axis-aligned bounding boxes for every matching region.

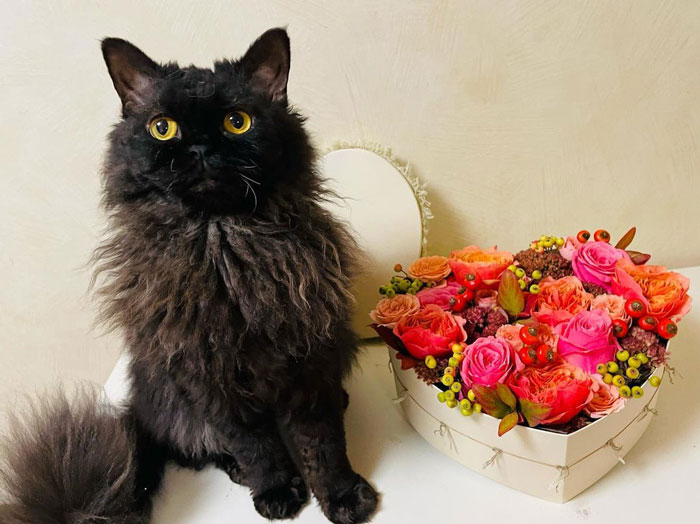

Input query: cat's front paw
[324,475,379,524]
[253,476,309,520]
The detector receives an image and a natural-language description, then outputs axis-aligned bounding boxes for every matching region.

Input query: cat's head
[101,28,314,215]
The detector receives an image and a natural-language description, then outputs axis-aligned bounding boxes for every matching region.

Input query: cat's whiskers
[239,173,260,186]
[240,176,258,213]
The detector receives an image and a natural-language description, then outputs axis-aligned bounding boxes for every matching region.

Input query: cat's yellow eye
[148,117,179,141]
[223,111,252,135]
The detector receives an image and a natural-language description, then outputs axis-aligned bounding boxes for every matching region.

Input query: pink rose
[417,281,462,310]
[584,374,626,419]
[571,241,631,292]
[555,309,620,374]
[460,336,516,389]
[591,294,631,325]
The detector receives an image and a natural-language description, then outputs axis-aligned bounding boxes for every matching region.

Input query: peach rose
[532,276,594,326]
[393,304,467,359]
[449,245,514,282]
[591,294,631,325]
[406,255,451,283]
[369,294,420,328]
[584,374,626,419]
[611,259,692,322]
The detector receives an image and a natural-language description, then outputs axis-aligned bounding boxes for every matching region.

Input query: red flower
[393,305,467,359]
[507,363,593,426]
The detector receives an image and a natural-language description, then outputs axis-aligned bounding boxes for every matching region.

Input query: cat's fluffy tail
[0,388,152,524]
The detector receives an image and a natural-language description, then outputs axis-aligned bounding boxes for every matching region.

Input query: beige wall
[1,1,699,412]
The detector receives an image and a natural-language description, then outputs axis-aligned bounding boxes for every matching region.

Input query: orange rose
[612,259,692,321]
[369,294,420,328]
[449,245,513,282]
[532,276,593,326]
[406,255,451,283]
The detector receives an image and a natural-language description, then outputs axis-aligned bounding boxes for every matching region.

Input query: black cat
[0,28,378,524]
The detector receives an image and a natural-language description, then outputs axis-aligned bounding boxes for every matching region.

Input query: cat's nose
[188,144,211,160]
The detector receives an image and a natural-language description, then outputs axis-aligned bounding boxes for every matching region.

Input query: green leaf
[497,270,525,319]
[615,226,636,249]
[498,411,519,436]
[472,384,512,419]
[496,383,517,410]
[626,250,651,265]
[519,398,552,427]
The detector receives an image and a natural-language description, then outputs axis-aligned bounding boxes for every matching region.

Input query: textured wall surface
[1,1,699,410]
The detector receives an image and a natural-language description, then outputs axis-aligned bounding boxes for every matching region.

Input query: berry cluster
[529,234,565,253]
[506,264,543,294]
[517,324,556,365]
[378,264,430,298]
[596,350,659,399]
[449,272,482,312]
[429,343,483,416]
[623,298,677,340]
[577,229,611,243]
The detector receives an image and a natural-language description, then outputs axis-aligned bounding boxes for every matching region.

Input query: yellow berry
[467,389,476,402]
[603,373,614,384]
[619,385,632,398]
[555,237,565,246]
[636,353,649,364]
[649,376,661,388]
[444,390,455,401]
[451,343,463,353]
[631,386,644,398]
[607,361,619,374]
[446,399,458,409]
[596,363,608,375]
[460,399,472,410]
[424,355,437,369]
[626,367,640,379]
[612,375,626,387]
[441,374,454,386]
[628,357,641,369]
[450,382,462,393]
[444,366,456,377]
[473,403,482,414]
[515,268,526,278]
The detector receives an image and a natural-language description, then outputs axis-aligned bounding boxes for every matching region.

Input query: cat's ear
[101,38,161,114]
[241,28,290,104]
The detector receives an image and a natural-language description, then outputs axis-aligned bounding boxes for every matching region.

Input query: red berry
[624,298,646,318]
[656,318,678,339]
[459,289,475,302]
[638,315,658,331]
[594,229,611,242]
[450,296,466,313]
[464,272,482,289]
[519,325,540,345]
[577,230,591,243]
[611,319,629,338]
[518,347,536,365]
[535,343,554,365]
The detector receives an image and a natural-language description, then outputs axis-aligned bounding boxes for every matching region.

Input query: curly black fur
[0,29,378,524]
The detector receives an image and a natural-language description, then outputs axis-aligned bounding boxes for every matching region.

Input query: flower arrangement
[371,228,691,436]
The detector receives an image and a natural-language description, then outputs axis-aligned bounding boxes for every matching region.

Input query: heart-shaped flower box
[388,349,663,502]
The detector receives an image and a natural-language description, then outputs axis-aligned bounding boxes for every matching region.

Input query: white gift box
[388,349,663,502]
